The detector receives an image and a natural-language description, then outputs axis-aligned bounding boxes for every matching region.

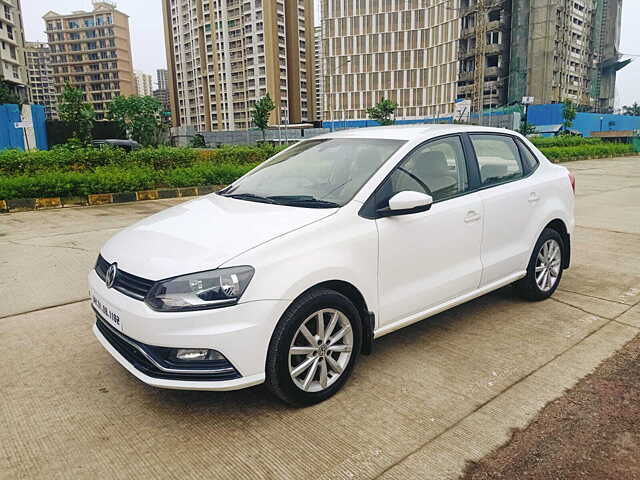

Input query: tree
[519,121,537,136]
[367,98,398,126]
[190,134,206,148]
[622,102,640,116]
[251,94,275,142]
[109,95,166,146]
[562,99,577,131]
[58,84,95,145]
[0,81,22,105]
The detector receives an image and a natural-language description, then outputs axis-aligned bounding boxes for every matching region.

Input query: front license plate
[91,291,123,332]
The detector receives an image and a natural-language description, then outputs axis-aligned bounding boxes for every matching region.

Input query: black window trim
[359,133,476,219]
[465,132,539,192]
[514,136,541,176]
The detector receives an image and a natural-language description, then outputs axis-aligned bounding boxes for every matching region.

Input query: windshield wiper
[266,195,340,208]
[220,193,277,204]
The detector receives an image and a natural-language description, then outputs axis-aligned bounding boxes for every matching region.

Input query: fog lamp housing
[171,348,225,362]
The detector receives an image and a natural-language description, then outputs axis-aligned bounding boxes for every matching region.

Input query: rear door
[373,135,484,328]
[468,133,541,286]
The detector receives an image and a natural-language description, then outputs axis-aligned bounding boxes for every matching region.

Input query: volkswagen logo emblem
[105,263,118,289]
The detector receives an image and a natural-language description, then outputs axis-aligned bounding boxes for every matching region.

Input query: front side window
[471,134,523,186]
[377,136,469,208]
[219,138,405,208]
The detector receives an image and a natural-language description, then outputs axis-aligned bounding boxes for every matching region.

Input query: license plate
[91,291,123,332]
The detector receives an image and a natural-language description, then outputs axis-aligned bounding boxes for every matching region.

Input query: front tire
[265,289,362,406]
[516,228,565,301]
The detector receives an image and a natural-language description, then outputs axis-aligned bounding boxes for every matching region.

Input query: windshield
[219,138,406,208]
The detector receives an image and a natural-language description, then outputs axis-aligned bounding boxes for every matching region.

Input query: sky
[21,0,640,106]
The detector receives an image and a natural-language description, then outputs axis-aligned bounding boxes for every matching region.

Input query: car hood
[100,194,337,280]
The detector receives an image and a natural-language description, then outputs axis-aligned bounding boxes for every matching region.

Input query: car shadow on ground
[117,285,523,413]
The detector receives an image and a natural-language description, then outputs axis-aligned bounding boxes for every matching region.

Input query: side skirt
[373,271,527,339]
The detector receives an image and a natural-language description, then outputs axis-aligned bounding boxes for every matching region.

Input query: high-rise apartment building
[509,0,626,111]
[134,70,153,96]
[321,0,460,123]
[0,0,28,99]
[43,1,135,120]
[314,26,323,122]
[157,68,168,90]
[458,0,626,113]
[456,0,511,112]
[322,0,625,123]
[25,42,58,119]
[153,87,170,109]
[162,0,315,131]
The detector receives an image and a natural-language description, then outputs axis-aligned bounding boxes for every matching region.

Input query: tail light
[568,171,576,194]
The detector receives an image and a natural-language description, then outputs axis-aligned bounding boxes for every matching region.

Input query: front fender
[225,204,379,319]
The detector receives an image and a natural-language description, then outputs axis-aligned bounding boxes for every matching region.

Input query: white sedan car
[90,125,575,406]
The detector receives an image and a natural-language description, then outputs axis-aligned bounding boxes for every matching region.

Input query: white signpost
[454,99,472,123]
[14,120,34,150]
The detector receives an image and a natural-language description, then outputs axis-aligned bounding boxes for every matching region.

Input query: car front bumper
[89,270,289,391]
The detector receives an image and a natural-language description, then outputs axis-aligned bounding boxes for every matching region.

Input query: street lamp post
[325,57,351,132]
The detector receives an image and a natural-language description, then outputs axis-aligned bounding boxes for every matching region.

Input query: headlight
[145,266,254,312]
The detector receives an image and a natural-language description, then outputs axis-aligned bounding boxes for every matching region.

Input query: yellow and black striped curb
[0,185,226,214]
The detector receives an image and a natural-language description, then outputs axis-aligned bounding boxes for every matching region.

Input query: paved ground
[1,157,639,479]
[461,334,640,479]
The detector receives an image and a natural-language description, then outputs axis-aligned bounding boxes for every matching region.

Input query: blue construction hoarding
[528,104,640,137]
[0,104,48,150]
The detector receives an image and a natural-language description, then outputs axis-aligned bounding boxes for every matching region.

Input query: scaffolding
[458,0,510,112]
[472,0,487,114]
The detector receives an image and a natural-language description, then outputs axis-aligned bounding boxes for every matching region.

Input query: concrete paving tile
[1,157,639,479]
[553,289,630,319]
[617,304,640,329]
[376,322,639,480]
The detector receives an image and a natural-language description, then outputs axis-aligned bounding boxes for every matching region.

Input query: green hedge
[531,136,603,148]
[0,140,636,200]
[539,143,634,161]
[0,163,258,200]
[0,144,286,177]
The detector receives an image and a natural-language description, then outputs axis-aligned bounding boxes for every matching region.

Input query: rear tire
[516,228,565,301]
[265,289,362,407]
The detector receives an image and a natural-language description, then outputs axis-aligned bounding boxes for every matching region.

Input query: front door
[374,135,484,328]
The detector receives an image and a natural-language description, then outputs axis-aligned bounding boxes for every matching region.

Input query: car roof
[316,124,520,141]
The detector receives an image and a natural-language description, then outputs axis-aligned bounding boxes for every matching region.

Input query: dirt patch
[461,334,640,480]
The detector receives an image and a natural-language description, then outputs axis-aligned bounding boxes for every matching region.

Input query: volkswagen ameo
[90,125,575,405]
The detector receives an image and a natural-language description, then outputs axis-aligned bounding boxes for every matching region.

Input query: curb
[0,185,226,214]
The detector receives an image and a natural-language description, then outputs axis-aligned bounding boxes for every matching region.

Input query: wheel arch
[291,280,375,355]
[544,218,571,269]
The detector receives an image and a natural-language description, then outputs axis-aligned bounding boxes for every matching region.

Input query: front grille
[95,254,155,301]
[95,313,241,382]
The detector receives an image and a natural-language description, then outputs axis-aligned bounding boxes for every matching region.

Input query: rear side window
[470,134,523,186]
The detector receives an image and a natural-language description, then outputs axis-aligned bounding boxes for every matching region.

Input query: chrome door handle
[464,211,481,223]
[528,192,540,204]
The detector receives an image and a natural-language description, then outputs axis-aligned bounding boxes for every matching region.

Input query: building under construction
[457,0,628,113]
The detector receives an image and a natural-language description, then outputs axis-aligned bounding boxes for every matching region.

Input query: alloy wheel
[288,308,354,392]
[535,239,562,292]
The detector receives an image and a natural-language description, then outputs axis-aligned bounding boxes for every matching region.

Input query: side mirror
[377,191,433,217]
